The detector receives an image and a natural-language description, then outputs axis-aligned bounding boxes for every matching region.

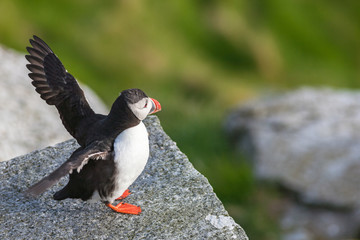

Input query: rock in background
[0,116,248,240]
[225,88,360,240]
[0,46,108,162]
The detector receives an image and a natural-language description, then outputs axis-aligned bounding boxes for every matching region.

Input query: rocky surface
[225,88,360,239]
[1,116,248,240]
[0,45,108,162]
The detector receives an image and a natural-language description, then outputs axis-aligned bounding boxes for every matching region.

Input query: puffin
[25,35,161,215]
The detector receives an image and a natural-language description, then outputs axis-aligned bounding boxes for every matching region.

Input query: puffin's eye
[144,102,148,108]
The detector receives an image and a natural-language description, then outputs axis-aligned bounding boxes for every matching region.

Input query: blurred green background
[1,0,359,238]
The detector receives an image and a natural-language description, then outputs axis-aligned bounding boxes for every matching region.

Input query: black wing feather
[25,35,95,140]
[25,55,43,66]
[26,46,46,58]
[26,64,44,74]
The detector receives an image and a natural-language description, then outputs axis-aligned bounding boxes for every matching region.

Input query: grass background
[1,1,359,238]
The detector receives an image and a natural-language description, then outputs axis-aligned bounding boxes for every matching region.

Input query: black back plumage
[25,36,143,198]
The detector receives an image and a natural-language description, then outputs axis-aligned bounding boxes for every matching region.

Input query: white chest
[109,122,149,202]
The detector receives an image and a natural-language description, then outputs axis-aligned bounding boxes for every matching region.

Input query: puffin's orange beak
[150,98,161,114]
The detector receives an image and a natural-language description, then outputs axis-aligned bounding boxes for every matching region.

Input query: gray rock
[225,87,360,239]
[226,88,360,208]
[0,45,108,162]
[1,116,248,240]
[280,203,360,240]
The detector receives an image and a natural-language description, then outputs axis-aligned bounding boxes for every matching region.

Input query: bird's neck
[104,97,141,136]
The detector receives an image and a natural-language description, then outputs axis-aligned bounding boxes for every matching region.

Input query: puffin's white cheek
[128,100,152,121]
[132,108,146,121]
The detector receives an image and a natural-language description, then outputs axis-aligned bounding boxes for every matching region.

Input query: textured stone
[0,45,108,162]
[1,116,248,240]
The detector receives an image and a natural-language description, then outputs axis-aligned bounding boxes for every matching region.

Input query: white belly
[107,121,149,203]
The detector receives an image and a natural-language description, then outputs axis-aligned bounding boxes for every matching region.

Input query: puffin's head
[121,88,161,121]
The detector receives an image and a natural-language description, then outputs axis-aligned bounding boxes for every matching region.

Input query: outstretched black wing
[25,35,95,140]
[25,141,112,196]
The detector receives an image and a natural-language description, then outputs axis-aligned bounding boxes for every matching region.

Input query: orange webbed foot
[106,202,141,215]
[116,189,131,200]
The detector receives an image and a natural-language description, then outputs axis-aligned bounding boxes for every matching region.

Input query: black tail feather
[53,186,70,200]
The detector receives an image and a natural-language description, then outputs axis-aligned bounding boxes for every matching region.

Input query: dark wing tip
[25,46,32,53]
[31,35,53,53]
[29,37,52,55]
[24,189,38,198]
[25,162,71,197]
[25,178,53,197]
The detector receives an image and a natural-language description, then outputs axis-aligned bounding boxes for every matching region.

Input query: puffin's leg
[116,189,131,200]
[106,202,141,215]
